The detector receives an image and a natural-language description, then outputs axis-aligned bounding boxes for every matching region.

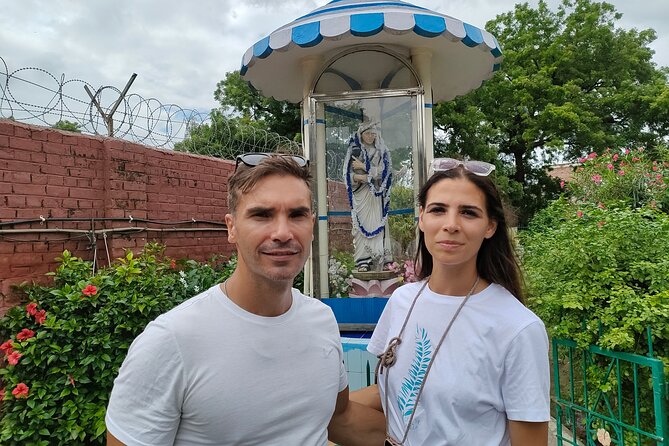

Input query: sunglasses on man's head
[235,153,309,171]
[431,158,496,176]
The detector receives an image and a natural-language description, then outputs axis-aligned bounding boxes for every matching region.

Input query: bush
[566,147,669,211]
[523,202,669,354]
[524,145,669,354]
[522,148,669,440]
[0,244,230,445]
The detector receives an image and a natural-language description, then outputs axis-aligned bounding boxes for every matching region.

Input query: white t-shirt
[106,284,347,446]
[368,281,550,446]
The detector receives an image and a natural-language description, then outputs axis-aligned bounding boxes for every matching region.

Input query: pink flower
[618,170,625,176]
[82,284,97,297]
[612,154,619,161]
[657,174,663,180]
[578,157,587,163]
[597,202,606,209]
[25,303,38,317]
[591,174,602,185]
[607,164,614,171]
[34,310,47,325]
[638,147,644,152]
[7,351,22,366]
[0,340,14,355]
[632,157,640,162]
[652,165,658,171]
[576,211,584,218]
[403,260,418,283]
[588,152,598,159]
[560,181,565,189]
[16,329,35,341]
[625,149,630,154]
[12,383,29,399]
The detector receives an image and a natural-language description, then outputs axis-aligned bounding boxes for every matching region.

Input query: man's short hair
[227,154,313,214]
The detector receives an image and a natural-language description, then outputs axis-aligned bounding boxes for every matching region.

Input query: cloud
[1,0,667,116]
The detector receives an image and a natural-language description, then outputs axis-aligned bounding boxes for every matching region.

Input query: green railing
[553,336,668,445]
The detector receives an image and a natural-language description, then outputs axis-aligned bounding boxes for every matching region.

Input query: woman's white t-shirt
[368,281,550,446]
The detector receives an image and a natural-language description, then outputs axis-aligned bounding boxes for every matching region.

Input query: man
[106,153,384,445]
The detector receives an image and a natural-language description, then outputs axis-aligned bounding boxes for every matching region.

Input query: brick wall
[0,120,235,314]
[327,180,353,253]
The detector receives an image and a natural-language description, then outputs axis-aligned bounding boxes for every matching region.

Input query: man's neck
[221,272,294,317]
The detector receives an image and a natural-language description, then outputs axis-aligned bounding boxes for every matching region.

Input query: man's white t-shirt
[106,284,347,446]
[368,281,550,446]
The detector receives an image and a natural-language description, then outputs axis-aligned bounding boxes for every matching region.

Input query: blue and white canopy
[240,0,503,103]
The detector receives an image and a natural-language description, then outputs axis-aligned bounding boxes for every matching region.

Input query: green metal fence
[553,337,668,445]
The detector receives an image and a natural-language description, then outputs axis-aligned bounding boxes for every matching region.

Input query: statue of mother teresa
[343,121,394,272]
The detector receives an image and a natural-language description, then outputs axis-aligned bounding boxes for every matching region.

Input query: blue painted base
[321,297,389,324]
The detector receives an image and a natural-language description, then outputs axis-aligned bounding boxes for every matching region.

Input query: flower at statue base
[328,257,353,297]
[403,260,418,283]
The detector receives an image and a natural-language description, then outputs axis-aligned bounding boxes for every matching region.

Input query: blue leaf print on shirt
[397,327,432,419]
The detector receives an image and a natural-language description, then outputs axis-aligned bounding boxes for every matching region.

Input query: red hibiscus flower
[34,309,47,325]
[7,351,22,366]
[16,329,35,341]
[12,383,29,399]
[82,284,97,297]
[26,302,38,317]
[0,339,14,355]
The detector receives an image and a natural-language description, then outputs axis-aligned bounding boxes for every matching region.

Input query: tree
[433,0,669,224]
[173,110,298,159]
[214,71,301,141]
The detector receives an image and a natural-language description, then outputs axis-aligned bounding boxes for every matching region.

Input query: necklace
[377,276,480,446]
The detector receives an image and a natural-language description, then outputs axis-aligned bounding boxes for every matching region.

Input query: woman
[353,158,550,446]
[343,122,393,272]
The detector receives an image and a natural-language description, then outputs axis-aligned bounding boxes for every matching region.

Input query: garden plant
[522,147,669,443]
[0,244,233,445]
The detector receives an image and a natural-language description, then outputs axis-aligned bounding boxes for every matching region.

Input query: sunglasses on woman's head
[234,153,309,171]
[431,158,496,176]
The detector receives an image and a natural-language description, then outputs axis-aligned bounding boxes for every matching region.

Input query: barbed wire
[0,57,301,157]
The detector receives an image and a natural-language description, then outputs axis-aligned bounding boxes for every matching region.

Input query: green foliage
[434,0,669,225]
[0,244,232,445]
[214,71,301,140]
[173,109,296,159]
[388,185,416,256]
[524,144,669,440]
[51,120,82,133]
[566,147,669,210]
[523,203,669,353]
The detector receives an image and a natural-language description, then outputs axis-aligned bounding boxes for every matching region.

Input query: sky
[1,0,668,115]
